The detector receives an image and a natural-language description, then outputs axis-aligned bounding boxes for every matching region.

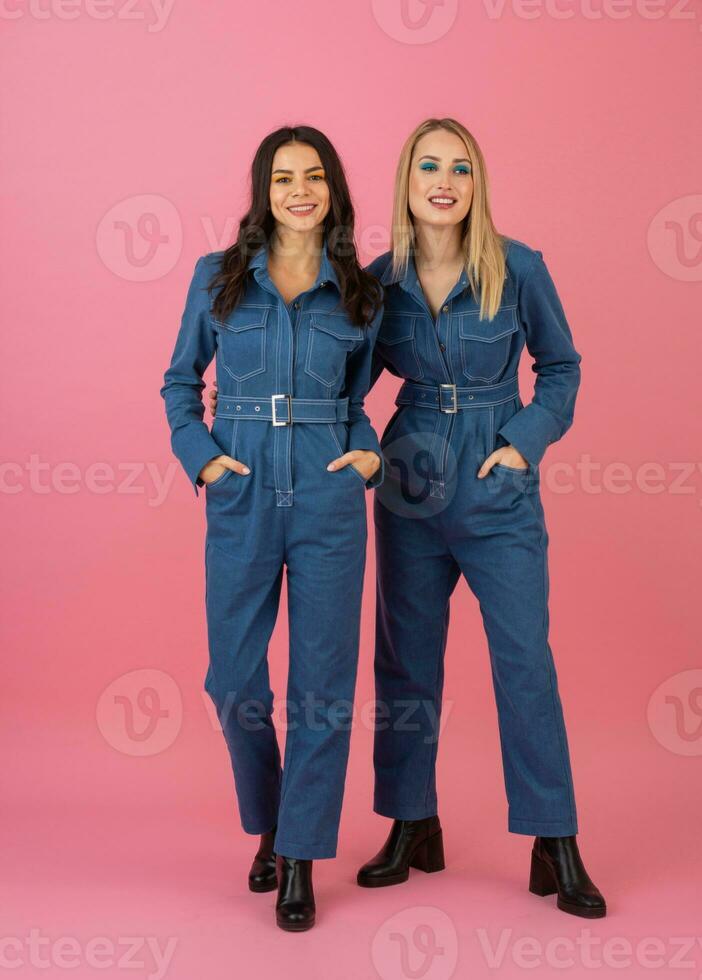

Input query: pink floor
[4,689,701,980]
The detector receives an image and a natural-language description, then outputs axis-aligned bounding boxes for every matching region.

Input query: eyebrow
[418,155,471,164]
[272,165,325,175]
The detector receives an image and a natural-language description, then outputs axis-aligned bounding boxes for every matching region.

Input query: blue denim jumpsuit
[367,239,580,837]
[160,241,383,859]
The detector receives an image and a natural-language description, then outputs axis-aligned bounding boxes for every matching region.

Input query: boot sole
[249,877,278,893]
[557,898,607,918]
[276,916,315,932]
[529,851,606,918]
[357,869,410,888]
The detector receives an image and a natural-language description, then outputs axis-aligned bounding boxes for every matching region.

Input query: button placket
[436,302,451,378]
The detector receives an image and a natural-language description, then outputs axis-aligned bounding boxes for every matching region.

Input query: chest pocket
[212,306,268,382]
[377,314,423,381]
[305,313,363,387]
[457,306,518,383]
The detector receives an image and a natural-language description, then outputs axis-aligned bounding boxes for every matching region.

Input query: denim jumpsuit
[160,241,383,860]
[366,239,581,838]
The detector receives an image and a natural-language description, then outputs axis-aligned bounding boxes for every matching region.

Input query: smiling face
[269,141,330,233]
[408,128,474,229]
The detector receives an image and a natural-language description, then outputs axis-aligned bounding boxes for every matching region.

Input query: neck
[413,221,464,273]
[270,226,324,275]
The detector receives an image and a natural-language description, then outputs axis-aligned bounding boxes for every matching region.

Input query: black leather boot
[529,836,606,918]
[275,856,315,932]
[357,816,445,887]
[248,827,277,893]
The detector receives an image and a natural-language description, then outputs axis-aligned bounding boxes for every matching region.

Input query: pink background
[2,1,701,977]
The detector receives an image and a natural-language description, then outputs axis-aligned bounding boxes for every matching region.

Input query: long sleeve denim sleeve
[341,307,385,489]
[160,256,222,496]
[496,251,582,466]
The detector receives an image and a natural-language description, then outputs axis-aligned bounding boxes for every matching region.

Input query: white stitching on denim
[217,411,344,422]
[460,307,517,383]
[328,423,343,456]
[327,424,366,484]
[310,314,363,341]
[396,392,518,409]
[523,486,578,826]
[218,323,267,382]
[304,325,357,387]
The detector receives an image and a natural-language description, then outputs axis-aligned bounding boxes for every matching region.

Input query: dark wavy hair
[208,125,382,327]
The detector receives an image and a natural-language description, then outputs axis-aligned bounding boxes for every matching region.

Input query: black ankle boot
[357,816,445,888]
[275,856,315,931]
[529,836,606,918]
[248,827,277,893]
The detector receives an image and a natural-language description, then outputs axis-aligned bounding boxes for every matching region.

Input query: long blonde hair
[391,118,506,320]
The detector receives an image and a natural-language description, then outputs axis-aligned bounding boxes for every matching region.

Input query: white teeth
[430,197,455,205]
[289,205,315,212]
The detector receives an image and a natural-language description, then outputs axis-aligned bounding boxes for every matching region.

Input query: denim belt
[215,395,350,425]
[396,377,519,412]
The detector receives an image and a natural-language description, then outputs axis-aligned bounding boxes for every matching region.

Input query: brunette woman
[161,126,383,931]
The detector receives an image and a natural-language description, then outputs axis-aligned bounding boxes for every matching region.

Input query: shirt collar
[381,250,469,303]
[249,238,341,293]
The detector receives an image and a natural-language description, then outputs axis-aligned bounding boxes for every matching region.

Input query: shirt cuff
[172,424,223,496]
[496,403,563,467]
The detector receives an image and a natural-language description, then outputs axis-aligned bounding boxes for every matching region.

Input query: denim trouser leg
[202,421,369,860]
[373,502,460,820]
[448,483,578,837]
[273,445,368,859]
[372,403,578,838]
[204,533,284,835]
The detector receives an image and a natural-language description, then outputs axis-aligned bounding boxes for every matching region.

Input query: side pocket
[326,422,366,486]
[204,467,235,490]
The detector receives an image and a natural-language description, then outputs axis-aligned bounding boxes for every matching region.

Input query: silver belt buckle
[271,394,292,426]
[439,384,458,414]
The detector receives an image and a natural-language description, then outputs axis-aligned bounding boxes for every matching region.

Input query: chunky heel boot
[529,851,558,896]
[275,856,315,932]
[357,816,445,888]
[529,836,606,918]
[248,827,277,893]
[409,829,446,873]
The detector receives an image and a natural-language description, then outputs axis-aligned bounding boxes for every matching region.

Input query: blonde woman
[355,118,605,918]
